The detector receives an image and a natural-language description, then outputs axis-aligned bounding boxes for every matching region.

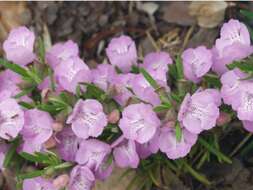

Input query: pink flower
[212,19,253,75]
[130,74,161,106]
[158,126,197,159]
[235,82,253,121]
[75,139,111,171]
[111,73,135,106]
[23,177,56,190]
[142,51,172,84]
[182,46,213,83]
[3,26,35,65]
[21,109,53,145]
[220,69,247,109]
[56,127,81,161]
[67,99,107,139]
[0,98,24,140]
[54,57,91,93]
[68,165,95,190]
[94,157,114,180]
[0,143,8,170]
[242,120,253,133]
[46,40,79,68]
[0,70,21,96]
[106,35,137,73]
[178,89,220,134]
[119,103,160,143]
[92,63,116,91]
[136,129,160,159]
[112,136,139,168]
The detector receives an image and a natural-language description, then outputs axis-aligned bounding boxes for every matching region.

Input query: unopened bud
[216,112,231,126]
[52,122,64,132]
[53,174,69,190]
[107,110,120,124]
[44,136,57,149]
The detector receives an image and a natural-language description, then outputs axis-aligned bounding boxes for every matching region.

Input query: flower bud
[44,136,57,149]
[53,174,69,190]
[52,122,64,132]
[216,112,231,126]
[107,110,120,124]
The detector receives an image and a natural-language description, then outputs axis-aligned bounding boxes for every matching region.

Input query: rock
[0,2,31,42]
[160,2,196,26]
[187,28,219,48]
[189,1,228,28]
[136,2,159,16]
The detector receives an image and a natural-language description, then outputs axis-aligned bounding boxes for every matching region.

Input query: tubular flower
[119,103,161,143]
[68,165,95,190]
[111,73,135,106]
[212,19,253,75]
[54,57,91,93]
[158,126,198,159]
[67,99,107,139]
[182,46,213,83]
[75,139,111,170]
[220,69,247,109]
[142,51,172,84]
[112,136,139,168]
[46,40,79,68]
[178,89,220,134]
[0,98,24,140]
[56,127,81,161]
[92,63,116,91]
[131,74,161,106]
[106,35,137,73]
[236,83,253,121]
[20,109,53,153]
[3,26,35,65]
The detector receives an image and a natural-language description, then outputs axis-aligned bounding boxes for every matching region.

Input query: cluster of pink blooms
[0,19,252,190]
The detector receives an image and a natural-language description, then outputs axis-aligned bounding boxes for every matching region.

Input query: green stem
[230,133,252,157]
[183,161,211,186]
[199,137,232,164]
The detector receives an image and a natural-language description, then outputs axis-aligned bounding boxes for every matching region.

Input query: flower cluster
[0,18,252,190]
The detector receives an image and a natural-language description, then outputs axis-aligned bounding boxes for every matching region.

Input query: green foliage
[17,151,73,181]
[153,103,172,112]
[139,68,159,89]
[3,138,20,168]
[226,57,253,73]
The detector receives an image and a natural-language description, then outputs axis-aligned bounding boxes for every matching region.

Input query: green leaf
[4,138,20,168]
[19,151,61,166]
[199,137,232,164]
[0,58,29,78]
[175,55,184,79]
[37,37,46,64]
[183,161,211,185]
[17,169,45,180]
[139,68,159,89]
[82,83,107,101]
[13,87,36,99]
[153,103,171,112]
[203,74,221,88]
[175,122,182,142]
[18,101,35,109]
[240,9,253,20]
[226,59,253,73]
